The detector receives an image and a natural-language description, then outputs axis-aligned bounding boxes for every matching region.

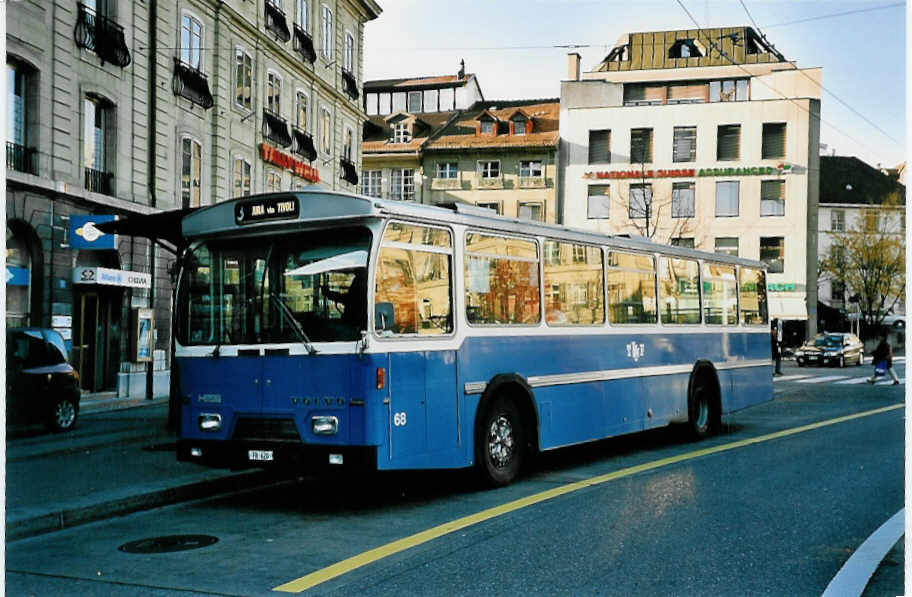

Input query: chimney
[458,59,465,80]
[567,52,581,81]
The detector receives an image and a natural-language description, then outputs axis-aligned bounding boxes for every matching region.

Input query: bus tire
[687,368,719,440]
[475,395,524,487]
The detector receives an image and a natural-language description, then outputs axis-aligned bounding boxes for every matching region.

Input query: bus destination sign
[235,197,300,225]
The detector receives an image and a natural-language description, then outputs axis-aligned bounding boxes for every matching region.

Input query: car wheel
[797,360,805,367]
[47,397,78,432]
[839,355,845,368]
[475,396,524,487]
[857,354,864,366]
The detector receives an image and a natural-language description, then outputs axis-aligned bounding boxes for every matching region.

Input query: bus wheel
[476,396,524,487]
[687,374,717,440]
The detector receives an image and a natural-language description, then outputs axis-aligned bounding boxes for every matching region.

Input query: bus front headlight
[198,413,222,431]
[312,415,339,435]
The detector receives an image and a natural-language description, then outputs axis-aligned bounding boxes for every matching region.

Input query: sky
[363,0,907,171]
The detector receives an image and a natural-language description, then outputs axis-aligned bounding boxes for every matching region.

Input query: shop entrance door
[75,291,121,392]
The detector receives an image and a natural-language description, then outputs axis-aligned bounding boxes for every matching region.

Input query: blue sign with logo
[6,266,30,286]
[69,214,117,250]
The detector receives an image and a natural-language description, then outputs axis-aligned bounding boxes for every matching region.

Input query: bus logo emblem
[626,342,645,362]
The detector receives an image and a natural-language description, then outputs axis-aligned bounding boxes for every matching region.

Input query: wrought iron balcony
[340,157,358,186]
[172,58,214,109]
[292,126,317,162]
[293,24,316,64]
[85,167,114,195]
[263,110,292,148]
[265,1,291,42]
[74,3,131,67]
[341,69,359,101]
[7,142,36,175]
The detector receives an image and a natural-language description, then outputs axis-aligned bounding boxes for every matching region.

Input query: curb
[6,469,274,542]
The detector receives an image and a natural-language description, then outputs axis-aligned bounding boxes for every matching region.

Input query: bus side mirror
[375,302,395,332]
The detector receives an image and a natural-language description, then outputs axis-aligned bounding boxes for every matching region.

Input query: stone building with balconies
[5,0,380,400]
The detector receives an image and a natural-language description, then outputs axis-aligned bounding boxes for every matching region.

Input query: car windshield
[813,335,843,348]
[176,227,372,345]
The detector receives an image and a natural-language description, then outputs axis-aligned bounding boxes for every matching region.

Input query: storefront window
[6,223,32,327]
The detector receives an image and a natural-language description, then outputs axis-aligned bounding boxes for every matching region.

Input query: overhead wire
[673,0,886,159]
[738,0,902,148]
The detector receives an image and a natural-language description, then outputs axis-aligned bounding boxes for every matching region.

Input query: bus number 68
[393,412,407,427]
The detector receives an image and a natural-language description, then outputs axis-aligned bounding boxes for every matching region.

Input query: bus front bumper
[177,439,377,473]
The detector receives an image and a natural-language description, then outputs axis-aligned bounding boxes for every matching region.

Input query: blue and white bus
[157,189,771,486]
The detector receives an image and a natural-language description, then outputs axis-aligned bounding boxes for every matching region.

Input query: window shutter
[762,123,786,158]
[717,125,740,160]
[667,83,706,102]
[673,126,696,162]
[588,130,611,163]
[761,180,784,201]
[630,128,653,163]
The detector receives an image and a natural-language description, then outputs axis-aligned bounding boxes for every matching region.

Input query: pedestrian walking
[771,318,783,376]
[867,335,900,384]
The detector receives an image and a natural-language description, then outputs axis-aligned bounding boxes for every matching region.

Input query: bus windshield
[176,227,372,345]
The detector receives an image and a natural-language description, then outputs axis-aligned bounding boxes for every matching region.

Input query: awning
[94,208,197,249]
[769,296,808,320]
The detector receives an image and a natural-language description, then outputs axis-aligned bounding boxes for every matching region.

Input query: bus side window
[703,263,738,325]
[375,222,454,336]
[738,266,768,325]
[606,251,657,324]
[543,240,604,326]
[658,257,700,324]
[464,232,541,325]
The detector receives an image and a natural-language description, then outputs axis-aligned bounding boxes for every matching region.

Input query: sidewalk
[5,395,273,542]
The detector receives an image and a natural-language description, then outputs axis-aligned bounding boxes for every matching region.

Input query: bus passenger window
[606,251,657,324]
[658,257,700,324]
[374,222,453,336]
[543,240,604,326]
[464,233,540,325]
[702,263,738,325]
[739,267,768,325]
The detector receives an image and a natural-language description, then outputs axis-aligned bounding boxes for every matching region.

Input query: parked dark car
[794,332,864,368]
[6,328,81,431]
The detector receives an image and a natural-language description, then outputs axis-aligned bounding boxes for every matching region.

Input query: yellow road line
[273,403,903,593]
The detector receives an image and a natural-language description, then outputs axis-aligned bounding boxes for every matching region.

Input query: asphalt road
[6,360,904,597]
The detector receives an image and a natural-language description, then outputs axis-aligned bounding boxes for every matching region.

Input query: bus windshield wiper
[269,292,318,355]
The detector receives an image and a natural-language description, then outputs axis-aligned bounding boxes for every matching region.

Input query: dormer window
[513,120,526,135]
[393,122,411,143]
[668,39,705,59]
[508,110,532,136]
[480,120,494,135]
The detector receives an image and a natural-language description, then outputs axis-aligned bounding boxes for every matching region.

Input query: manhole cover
[119,534,218,554]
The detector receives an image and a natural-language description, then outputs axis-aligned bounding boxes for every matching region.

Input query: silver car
[794,333,864,368]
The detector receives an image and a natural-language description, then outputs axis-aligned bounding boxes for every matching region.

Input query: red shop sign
[259,143,321,183]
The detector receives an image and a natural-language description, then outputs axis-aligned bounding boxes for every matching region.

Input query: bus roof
[175,188,766,270]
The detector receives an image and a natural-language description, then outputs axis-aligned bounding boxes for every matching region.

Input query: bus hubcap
[488,416,514,468]
[695,398,709,430]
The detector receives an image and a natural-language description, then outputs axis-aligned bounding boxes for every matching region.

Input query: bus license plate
[248,450,274,462]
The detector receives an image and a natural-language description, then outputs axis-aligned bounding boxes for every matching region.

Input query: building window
[709,79,748,102]
[265,0,291,42]
[629,183,652,219]
[181,137,202,207]
[361,170,381,197]
[520,160,542,178]
[343,127,353,161]
[436,162,457,179]
[266,71,281,114]
[407,91,422,112]
[715,181,740,217]
[513,119,527,135]
[478,160,500,179]
[320,107,332,153]
[233,157,251,197]
[235,48,252,110]
[476,202,500,214]
[760,237,785,273]
[480,120,494,135]
[673,126,696,162]
[588,129,611,164]
[7,62,35,175]
[390,168,415,201]
[392,122,411,143]
[180,13,203,70]
[266,170,282,192]
[320,5,333,59]
[630,128,653,163]
[587,184,610,219]
[668,38,705,58]
[296,0,308,30]
[671,182,695,218]
[670,237,694,249]
[717,124,740,160]
[831,209,845,232]
[344,31,354,72]
[6,223,33,327]
[423,89,439,112]
[760,180,785,216]
[518,203,543,222]
[83,96,113,194]
[714,237,739,257]
[762,122,786,159]
[296,91,308,130]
